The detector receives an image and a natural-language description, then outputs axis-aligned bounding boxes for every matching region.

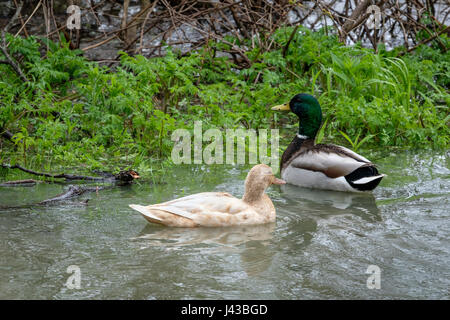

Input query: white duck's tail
[129,204,164,224]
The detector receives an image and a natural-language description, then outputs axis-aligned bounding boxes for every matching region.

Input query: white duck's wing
[155,192,234,207]
[151,192,248,216]
[131,193,256,227]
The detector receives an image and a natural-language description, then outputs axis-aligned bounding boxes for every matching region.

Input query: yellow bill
[271,103,290,111]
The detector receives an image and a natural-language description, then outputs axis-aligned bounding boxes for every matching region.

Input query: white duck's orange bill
[273,178,286,185]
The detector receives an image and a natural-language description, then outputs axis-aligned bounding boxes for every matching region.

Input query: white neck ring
[297,134,309,140]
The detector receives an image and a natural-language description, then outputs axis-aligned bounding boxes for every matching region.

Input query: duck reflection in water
[134,223,275,247]
[131,185,380,276]
[279,184,381,222]
[133,223,277,276]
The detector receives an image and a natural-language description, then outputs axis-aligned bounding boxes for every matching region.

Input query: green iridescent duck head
[272,93,323,139]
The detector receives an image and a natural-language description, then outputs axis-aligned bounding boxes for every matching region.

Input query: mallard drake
[272,93,384,192]
[129,164,285,227]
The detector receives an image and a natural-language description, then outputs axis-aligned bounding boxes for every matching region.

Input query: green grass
[0,27,449,177]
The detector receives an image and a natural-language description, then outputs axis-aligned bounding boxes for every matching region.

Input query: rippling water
[0,150,448,299]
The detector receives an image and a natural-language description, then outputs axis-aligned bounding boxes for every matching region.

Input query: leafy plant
[339,130,375,152]
[0,26,448,177]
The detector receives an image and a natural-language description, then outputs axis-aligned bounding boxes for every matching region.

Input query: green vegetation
[1,27,449,177]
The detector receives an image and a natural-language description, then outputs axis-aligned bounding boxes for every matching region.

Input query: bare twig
[14,0,42,37]
[404,25,450,54]
[338,0,372,42]
[1,129,14,141]
[0,1,28,82]
[2,0,448,67]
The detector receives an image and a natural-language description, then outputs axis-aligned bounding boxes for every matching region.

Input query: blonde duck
[129,164,285,227]
[272,93,384,192]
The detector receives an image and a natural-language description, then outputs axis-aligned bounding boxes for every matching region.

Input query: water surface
[0,150,448,299]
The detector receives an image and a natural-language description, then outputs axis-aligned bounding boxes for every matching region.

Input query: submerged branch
[0,185,112,210]
[0,164,140,210]
[0,163,140,183]
[0,179,39,187]
[1,163,106,181]
[0,163,142,210]
[37,185,110,205]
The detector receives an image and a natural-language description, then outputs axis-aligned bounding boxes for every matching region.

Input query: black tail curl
[345,166,383,191]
